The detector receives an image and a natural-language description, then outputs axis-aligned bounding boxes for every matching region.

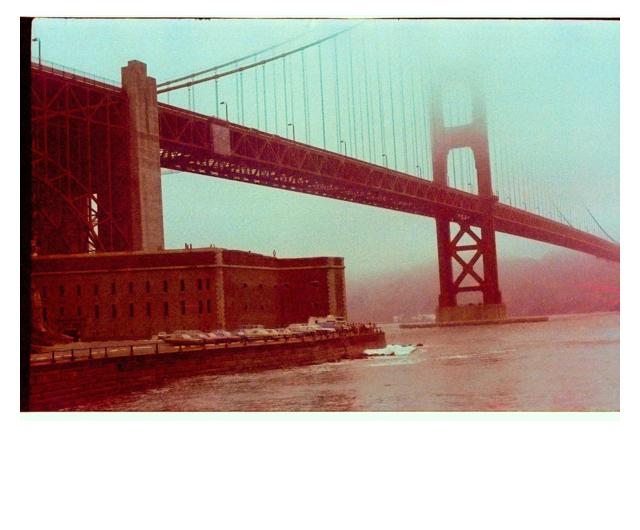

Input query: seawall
[29,331,386,411]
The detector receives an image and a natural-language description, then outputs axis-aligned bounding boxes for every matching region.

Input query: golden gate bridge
[30,22,619,322]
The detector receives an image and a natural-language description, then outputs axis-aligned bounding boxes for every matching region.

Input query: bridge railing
[30,324,383,366]
[31,60,121,91]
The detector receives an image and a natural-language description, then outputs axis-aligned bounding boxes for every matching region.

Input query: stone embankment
[29,329,386,411]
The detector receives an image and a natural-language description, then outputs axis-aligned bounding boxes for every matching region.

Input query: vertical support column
[430,74,504,322]
[479,199,502,305]
[337,260,348,321]
[327,258,338,317]
[435,219,456,308]
[121,60,164,251]
[215,249,226,329]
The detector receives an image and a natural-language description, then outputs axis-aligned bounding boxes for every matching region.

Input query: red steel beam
[158,104,620,263]
[30,65,619,263]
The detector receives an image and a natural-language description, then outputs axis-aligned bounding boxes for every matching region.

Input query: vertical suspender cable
[318,44,327,149]
[333,38,341,150]
[507,144,515,206]
[272,61,279,135]
[348,33,358,158]
[240,69,245,124]
[214,71,219,117]
[345,50,353,156]
[301,51,310,144]
[387,53,398,169]
[375,42,386,164]
[288,54,295,139]
[262,64,267,131]
[254,55,260,129]
[362,35,374,162]
[512,149,519,207]
[421,79,431,179]
[282,57,289,136]
[364,47,374,162]
[235,62,240,122]
[411,68,420,178]
[399,62,409,173]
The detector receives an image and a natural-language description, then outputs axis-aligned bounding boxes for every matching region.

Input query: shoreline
[28,329,386,411]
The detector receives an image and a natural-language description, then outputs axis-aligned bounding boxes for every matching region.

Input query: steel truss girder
[157,106,619,262]
[31,63,618,262]
[31,65,132,254]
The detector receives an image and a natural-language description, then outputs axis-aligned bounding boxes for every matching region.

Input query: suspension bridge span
[29,27,619,322]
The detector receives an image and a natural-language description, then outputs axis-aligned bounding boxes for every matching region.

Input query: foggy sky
[32,18,619,281]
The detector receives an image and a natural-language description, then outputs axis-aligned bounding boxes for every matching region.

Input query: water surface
[73,312,619,412]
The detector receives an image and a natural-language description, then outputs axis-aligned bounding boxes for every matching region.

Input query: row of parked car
[157,318,348,347]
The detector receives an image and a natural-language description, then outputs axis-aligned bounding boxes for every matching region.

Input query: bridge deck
[31,64,619,262]
[158,103,619,262]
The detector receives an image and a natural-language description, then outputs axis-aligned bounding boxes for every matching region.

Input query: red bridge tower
[430,77,506,322]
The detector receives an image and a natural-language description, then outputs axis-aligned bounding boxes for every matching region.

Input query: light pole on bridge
[287,123,296,142]
[340,140,347,156]
[219,101,229,121]
[32,37,41,66]
[416,165,422,177]
[382,154,388,168]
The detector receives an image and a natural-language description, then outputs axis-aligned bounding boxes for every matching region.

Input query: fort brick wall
[31,248,345,341]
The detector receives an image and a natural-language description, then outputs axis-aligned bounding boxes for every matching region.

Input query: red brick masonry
[31,247,347,341]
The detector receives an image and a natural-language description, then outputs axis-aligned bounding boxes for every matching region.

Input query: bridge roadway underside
[158,105,619,263]
[29,65,618,263]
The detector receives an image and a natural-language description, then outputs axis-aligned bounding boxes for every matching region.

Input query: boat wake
[364,344,420,357]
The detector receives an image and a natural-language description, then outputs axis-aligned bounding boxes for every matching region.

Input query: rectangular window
[146,302,151,317]
[163,280,168,293]
[77,306,82,316]
[197,279,202,291]
[111,305,117,319]
[59,306,64,316]
[93,284,98,296]
[94,305,100,319]
[42,307,47,322]
[198,300,203,314]
[129,303,134,318]
[164,301,169,317]
[180,279,185,291]
[128,282,133,294]
[76,285,81,296]
[111,282,116,295]
[207,299,211,313]
[181,301,186,315]
[206,279,211,290]
[145,281,150,293]
[59,285,64,296]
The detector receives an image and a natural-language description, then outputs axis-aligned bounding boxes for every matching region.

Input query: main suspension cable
[158,25,356,95]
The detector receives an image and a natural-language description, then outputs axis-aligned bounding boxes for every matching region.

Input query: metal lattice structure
[158,105,619,262]
[31,64,132,254]
[31,63,619,268]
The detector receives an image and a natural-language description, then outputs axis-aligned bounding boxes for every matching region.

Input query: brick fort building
[31,248,347,341]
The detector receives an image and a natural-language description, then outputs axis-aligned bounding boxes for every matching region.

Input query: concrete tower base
[436,303,507,323]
